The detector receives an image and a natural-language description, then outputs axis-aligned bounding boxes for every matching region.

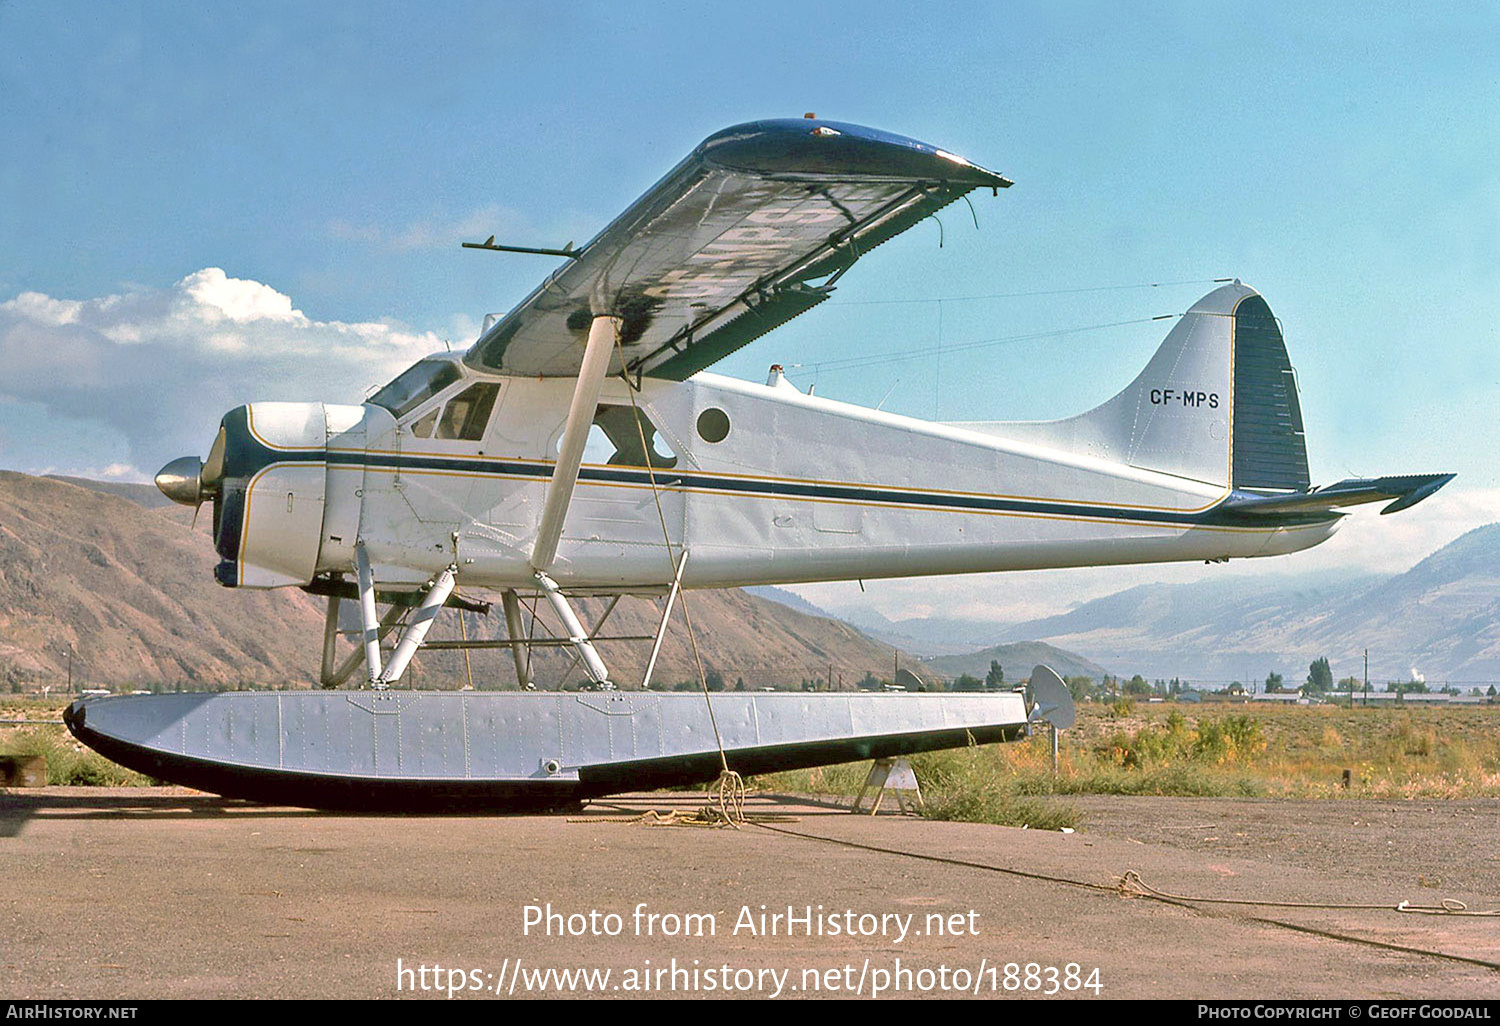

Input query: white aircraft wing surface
[463,118,1011,380]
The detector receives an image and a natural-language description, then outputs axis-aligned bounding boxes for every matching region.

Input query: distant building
[1333,691,1485,705]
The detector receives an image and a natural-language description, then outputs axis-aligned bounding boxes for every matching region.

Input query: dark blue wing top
[464,119,1011,379]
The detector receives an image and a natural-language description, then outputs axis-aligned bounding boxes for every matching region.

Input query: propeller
[154,427,226,527]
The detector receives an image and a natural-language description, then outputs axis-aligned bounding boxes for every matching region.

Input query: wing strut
[525,315,624,689]
[531,315,620,573]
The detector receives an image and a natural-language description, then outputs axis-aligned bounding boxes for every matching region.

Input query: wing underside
[464,119,1011,380]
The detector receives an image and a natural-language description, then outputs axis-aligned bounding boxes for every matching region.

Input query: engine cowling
[206,403,328,588]
[157,401,372,590]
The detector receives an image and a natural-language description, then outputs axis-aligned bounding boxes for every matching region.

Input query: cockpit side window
[410,409,439,438]
[436,383,500,441]
[369,360,461,418]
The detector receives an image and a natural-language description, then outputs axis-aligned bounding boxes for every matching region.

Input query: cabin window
[697,407,730,443]
[567,404,678,468]
[369,360,461,417]
[436,382,500,440]
[409,409,439,438]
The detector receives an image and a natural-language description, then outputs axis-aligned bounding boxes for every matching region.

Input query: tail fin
[977,282,1309,491]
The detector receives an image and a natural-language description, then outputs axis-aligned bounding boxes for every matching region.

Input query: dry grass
[760,746,1082,830]
[756,703,1500,826]
[1044,701,1500,799]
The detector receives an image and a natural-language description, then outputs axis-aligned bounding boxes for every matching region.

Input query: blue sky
[1,1,1496,617]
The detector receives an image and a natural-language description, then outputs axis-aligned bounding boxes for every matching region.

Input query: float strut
[641,550,689,692]
[325,603,407,689]
[501,589,535,690]
[533,571,611,688]
[319,590,342,688]
[354,541,382,683]
[377,565,457,687]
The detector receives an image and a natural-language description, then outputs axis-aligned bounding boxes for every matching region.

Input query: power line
[825,277,1233,307]
[787,314,1179,380]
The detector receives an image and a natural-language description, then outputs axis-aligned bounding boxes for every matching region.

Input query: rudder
[1229,294,1309,492]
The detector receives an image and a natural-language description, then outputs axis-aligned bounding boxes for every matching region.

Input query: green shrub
[0,726,149,786]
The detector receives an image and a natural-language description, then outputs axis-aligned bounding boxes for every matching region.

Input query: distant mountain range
[982,527,1500,684]
[831,606,1025,656]
[783,527,1500,686]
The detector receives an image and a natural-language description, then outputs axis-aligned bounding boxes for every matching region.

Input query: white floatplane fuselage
[220,283,1337,598]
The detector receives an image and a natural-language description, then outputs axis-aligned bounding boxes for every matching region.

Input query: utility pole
[1363,649,1369,707]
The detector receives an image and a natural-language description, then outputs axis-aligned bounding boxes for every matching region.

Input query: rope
[749,823,1500,972]
[614,335,746,828]
[1117,870,1500,917]
[567,808,798,828]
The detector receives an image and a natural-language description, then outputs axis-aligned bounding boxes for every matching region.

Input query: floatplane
[65,118,1451,810]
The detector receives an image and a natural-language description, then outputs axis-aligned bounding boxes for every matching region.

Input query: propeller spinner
[154,427,226,515]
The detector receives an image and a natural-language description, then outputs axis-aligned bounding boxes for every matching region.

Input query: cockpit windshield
[369,360,461,417]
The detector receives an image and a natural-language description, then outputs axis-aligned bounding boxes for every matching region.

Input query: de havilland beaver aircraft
[66,118,1452,810]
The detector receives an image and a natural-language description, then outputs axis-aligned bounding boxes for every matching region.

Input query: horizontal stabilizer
[1221,473,1455,517]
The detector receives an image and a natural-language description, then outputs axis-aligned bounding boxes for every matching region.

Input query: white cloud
[181,268,302,323]
[0,269,443,471]
[4,292,83,326]
[30,462,150,484]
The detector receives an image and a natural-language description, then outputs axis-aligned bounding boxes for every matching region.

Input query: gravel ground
[3,787,1498,1000]
[1066,795,1500,898]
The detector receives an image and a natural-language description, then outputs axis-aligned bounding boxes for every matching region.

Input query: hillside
[0,472,912,691]
[985,528,1500,684]
[924,641,1110,682]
